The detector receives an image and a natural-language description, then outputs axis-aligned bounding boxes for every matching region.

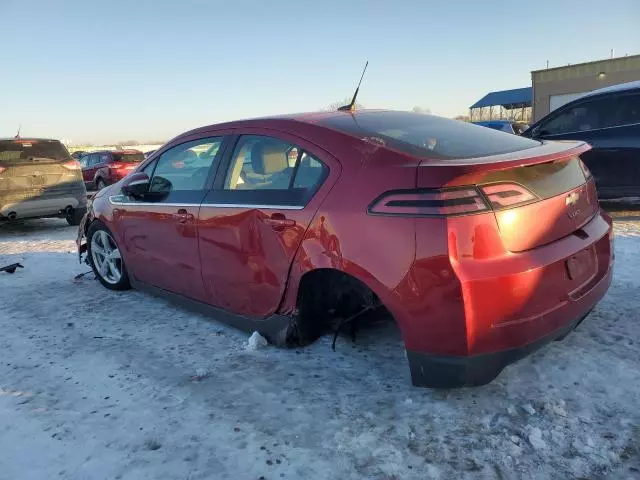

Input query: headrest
[251,142,288,175]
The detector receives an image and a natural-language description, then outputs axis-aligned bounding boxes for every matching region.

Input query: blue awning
[470,87,532,109]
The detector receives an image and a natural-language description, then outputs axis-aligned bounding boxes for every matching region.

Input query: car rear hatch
[319,111,597,251]
[109,151,144,178]
[0,139,83,194]
[416,141,597,252]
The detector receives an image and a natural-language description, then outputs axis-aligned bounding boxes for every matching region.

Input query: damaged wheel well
[289,268,389,346]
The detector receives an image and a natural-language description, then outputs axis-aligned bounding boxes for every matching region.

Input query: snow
[1,217,640,479]
[527,427,547,450]
[246,331,268,351]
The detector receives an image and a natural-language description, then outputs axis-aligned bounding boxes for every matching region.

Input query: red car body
[77,111,614,387]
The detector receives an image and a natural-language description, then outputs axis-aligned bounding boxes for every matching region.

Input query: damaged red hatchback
[77,111,614,387]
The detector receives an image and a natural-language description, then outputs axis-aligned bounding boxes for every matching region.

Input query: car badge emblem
[565,192,580,207]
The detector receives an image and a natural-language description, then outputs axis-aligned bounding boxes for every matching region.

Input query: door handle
[175,208,194,223]
[264,213,296,229]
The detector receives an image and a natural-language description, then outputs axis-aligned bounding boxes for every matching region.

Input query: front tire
[87,221,131,290]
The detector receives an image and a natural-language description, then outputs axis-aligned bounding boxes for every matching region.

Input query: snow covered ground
[0,216,639,480]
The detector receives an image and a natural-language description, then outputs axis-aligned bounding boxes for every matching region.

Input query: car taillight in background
[110,162,137,170]
[369,183,539,217]
[0,166,6,175]
[62,160,81,170]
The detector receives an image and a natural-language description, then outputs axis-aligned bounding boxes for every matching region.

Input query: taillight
[578,158,591,179]
[62,160,81,170]
[479,183,537,210]
[0,166,6,175]
[369,188,490,217]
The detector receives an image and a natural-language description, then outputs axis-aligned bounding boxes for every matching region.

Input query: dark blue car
[523,81,640,199]
[473,120,529,135]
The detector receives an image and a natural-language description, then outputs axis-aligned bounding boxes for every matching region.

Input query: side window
[612,93,640,127]
[148,137,222,194]
[221,135,328,206]
[293,152,327,191]
[541,97,613,135]
[224,136,295,191]
[89,154,100,166]
[141,160,156,176]
[78,155,88,167]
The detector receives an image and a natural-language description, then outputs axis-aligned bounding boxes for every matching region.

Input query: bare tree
[454,115,470,122]
[412,106,431,114]
[326,97,365,111]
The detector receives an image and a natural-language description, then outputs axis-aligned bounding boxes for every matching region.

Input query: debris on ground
[0,262,23,274]
[246,331,268,351]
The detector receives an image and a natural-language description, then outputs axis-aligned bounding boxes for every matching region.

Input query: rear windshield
[0,139,70,163]
[113,152,144,163]
[319,111,541,159]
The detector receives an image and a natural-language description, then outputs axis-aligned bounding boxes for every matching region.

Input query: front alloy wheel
[88,222,130,290]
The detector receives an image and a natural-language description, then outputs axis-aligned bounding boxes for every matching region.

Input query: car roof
[180,109,423,137]
[0,137,62,142]
[579,80,640,99]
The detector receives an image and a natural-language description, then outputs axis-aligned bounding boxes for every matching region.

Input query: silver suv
[0,138,87,225]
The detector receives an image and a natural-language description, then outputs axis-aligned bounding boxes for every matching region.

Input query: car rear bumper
[404,209,614,387]
[407,307,598,388]
[0,187,87,220]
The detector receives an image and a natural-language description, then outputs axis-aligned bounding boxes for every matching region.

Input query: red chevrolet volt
[76,111,614,387]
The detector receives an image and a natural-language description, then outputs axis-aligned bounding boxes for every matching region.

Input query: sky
[1,0,639,144]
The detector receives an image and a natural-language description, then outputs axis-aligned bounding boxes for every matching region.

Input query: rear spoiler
[419,141,590,169]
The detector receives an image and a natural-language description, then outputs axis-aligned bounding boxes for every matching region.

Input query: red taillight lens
[0,166,6,175]
[62,160,81,170]
[480,183,537,210]
[578,158,591,179]
[369,188,489,217]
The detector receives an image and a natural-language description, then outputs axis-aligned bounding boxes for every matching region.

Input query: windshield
[113,152,144,163]
[0,139,71,163]
[320,111,541,159]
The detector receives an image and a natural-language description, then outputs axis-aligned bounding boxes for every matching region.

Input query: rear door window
[319,111,540,159]
[220,135,328,206]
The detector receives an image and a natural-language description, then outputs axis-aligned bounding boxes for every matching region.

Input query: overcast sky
[1,0,639,144]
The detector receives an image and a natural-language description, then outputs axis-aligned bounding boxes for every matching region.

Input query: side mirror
[121,172,150,198]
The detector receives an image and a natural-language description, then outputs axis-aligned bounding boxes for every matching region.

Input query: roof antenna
[15,124,21,139]
[338,61,368,112]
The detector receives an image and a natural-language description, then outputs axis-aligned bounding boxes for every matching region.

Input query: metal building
[469,87,532,122]
[531,54,640,121]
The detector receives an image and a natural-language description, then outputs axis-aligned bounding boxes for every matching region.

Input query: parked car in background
[71,150,85,160]
[523,81,640,199]
[77,111,613,388]
[0,138,87,225]
[80,149,145,190]
[473,120,529,135]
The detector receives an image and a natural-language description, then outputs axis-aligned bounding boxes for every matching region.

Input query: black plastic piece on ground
[406,309,593,388]
[331,305,379,351]
[1,263,24,274]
